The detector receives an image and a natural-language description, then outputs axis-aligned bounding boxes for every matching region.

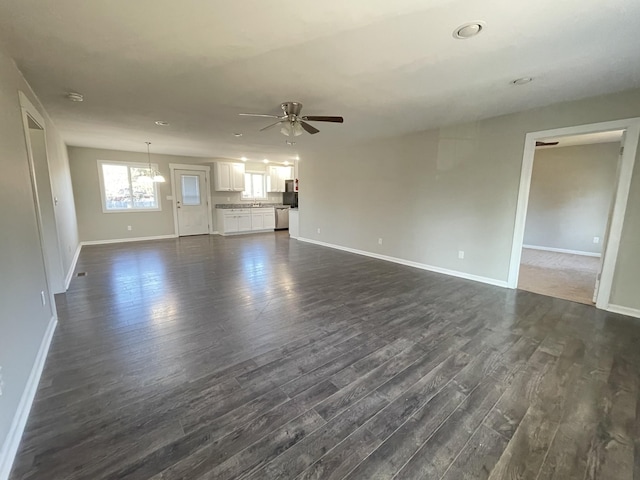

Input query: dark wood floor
[10,232,640,479]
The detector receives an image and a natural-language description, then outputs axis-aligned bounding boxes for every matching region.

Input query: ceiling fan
[535,140,559,147]
[239,102,344,136]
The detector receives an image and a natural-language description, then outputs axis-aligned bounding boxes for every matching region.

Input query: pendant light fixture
[144,141,165,183]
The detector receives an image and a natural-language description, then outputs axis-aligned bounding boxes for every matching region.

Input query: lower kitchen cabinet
[216,208,275,235]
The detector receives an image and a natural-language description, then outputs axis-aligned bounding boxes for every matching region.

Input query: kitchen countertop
[215,203,288,209]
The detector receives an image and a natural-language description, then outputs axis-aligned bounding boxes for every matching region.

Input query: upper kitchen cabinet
[267,166,294,192]
[214,162,245,191]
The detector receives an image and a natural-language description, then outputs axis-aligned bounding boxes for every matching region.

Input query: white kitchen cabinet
[263,210,276,229]
[217,207,275,235]
[267,166,284,192]
[251,207,275,231]
[231,163,245,191]
[214,162,245,192]
[237,212,252,231]
[267,166,294,192]
[281,166,294,180]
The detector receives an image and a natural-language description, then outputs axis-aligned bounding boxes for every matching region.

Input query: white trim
[97,160,162,213]
[522,245,601,258]
[81,234,177,246]
[210,231,219,235]
[0,315,57,480]
[298,237,509,288]
[508,117,640,312]
[169,164,214,236]
[606,304,640,319]
[18,91,60,307]
[64,243,82,290]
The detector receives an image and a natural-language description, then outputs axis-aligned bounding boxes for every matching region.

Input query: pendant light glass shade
[145,141,166,183]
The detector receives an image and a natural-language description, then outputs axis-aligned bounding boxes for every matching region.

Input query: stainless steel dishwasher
[275,206,289,230]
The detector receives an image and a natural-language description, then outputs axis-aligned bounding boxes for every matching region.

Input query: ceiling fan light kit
[240,101,344,137]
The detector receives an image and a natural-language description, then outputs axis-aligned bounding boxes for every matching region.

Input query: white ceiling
[537,130,625,148]
[1,0,639,161]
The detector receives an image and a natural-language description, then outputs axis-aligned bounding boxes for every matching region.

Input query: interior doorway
[516,131,623,304]
[169,164,213,236]
[508,118,640,310]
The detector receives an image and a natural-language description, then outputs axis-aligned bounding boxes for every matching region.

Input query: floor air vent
[77,272,87,277]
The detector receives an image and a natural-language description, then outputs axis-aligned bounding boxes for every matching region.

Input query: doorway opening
[518,131,623,304]
[508,118,640,310]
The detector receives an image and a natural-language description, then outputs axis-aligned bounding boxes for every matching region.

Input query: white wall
[0,46,78,472]
[523,143,620,255]
[68,147,283,241]
[298,87,640,310]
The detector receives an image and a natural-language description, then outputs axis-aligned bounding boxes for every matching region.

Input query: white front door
[174,169,209,236]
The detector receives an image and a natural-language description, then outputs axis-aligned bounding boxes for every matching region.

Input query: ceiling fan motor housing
[282,102,303,116]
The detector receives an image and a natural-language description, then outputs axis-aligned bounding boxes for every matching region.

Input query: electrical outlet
[317,228,321,234]
[0,366,4,397]
[593,236,600,244]
[40,291,46,306]
[378,238,383,245]
[127,225,132,231]
[458,250,465,259]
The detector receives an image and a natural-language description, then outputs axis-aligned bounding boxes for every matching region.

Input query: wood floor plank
[393,377,506,479]
[296,427,382,480]
[245,391,388,479]
[344,383,467,479]
[8,234,640,480]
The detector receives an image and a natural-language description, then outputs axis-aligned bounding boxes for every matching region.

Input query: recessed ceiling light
[283,161,289,166]
[263,159,269,164]
[453,22,485,39]
[66,92,84,102]
[233,133,243,137]
[511,77,533,85]
[155,120,169,126]
[241,157,248,162]
[295,155,300,161]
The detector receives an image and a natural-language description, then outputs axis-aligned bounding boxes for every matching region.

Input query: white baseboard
[210,231,219,235]
[64,243,82,291]
[297,237,509,288]
[81,234,177,246]
[522,244,601,258]
[606,304,640,319]
[0,315,57,480]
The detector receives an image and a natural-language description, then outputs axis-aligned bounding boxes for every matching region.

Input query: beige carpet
[518,248,601,305]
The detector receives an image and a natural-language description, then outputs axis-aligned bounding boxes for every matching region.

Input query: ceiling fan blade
[300,121,320,135]
[239,113,282,118]
[536,141,559,146]
[301,116,344,123]
[260,121,284,132]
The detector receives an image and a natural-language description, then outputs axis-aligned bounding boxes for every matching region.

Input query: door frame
[18,91,60,308]
[169,163,213,236]
[507,117,640,310]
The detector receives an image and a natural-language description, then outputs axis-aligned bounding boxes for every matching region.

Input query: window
[181,175,201,205]
[98,160,161,212]
[242,172,267,200]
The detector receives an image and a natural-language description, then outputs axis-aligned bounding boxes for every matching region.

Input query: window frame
[97,160,163,213]
[241,171,268,200]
